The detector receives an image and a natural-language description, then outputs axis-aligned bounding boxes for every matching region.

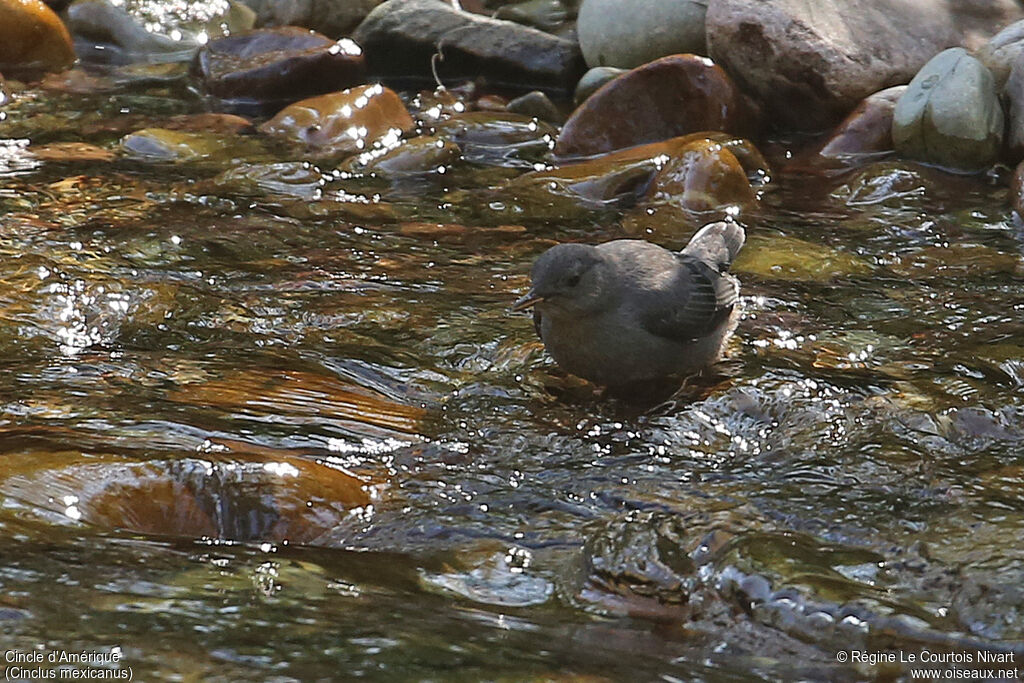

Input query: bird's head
[513,243,610,316]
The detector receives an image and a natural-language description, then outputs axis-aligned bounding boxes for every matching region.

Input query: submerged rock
[556,54,753,158]
[352,0,584,93]
[706,0,960,130]
[428,111,555,166]
[192,28,366,114]
[733,234,871,282]
[121,127,265,162]
[243,0,384,39]
[0,0,75,78]
[577,0,707,69]
[257,84,414,156]
[892,48,1003,173]
[345,135,461,176]
[0,448,381,544]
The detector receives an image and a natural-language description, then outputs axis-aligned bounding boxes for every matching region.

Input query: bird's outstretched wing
[637,255,738,344]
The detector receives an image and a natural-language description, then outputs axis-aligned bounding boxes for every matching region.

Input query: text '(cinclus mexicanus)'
[513,221,745,389]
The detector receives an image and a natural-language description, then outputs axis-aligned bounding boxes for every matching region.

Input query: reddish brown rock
[193,27,366,113]
[817,86,905,159]
[258,84,414,155]
[554,54,753,158]
[0,448,381,543]
[505,132,760,223]
[1011,161,1024,218]
[163,112,255,135]
[0,0,75,79]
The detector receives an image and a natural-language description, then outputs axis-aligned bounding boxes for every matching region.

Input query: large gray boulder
[352,0,584,93]
[576,0,707,69]
[892,48,1003,173]
[706,0,960,130]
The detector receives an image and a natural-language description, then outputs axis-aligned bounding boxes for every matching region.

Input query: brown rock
[163,112,255,135]
[1011,161,1024,218]
[645,138,756,211]
[346,135,461,175]
[817,86,905,159]
[504,132,759,221]
[954,0,1024,52]
[554,54,753,158]
[258,84,414,155]
[706,0,960,130]
[0,0,75,79]
[1004,56,1024,163]
[193,27,366,114]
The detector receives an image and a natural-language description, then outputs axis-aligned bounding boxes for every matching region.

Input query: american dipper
[513,221,744,388]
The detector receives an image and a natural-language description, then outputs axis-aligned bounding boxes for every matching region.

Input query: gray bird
[513,221,745,388]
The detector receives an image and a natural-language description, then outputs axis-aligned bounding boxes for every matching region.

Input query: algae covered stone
[892,48,1003,173]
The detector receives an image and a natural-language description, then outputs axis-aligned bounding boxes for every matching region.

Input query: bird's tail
[682,221,745,273]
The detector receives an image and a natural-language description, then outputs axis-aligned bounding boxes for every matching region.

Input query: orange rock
[0,0,75,79]
[0,447,383,544]
[258,84,414,155]
[554,54,755,158]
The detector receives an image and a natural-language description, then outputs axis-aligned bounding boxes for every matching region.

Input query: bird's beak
[512,290,544,311]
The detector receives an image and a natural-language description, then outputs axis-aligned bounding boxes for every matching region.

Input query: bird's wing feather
[637,254,738,344]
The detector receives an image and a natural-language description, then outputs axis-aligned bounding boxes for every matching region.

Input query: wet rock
[573,65,623,105]
[29,142,115,163]
[257,84,414,156]
[242,0,384,39]
[398,221,526,242]
[352,0,584,93]
[503,133,757,221]
[892,48,1003,173]
[421,542,554,607]
[345,135,461,176]
[428,111,556,166]
[494,0,571,34]
[506,89,561,123]
[555,54,753,158]
[732,234,871,282]
[214,161,327,200]
[829,161,940,208]
[706,0,960,130]
[816,86,906,160]
[0,449,381,544]
[162,112,255,135]
[977,20,1024,89]
[193,28,366,115]
[0,0,75,79]
[577,0,707,69]
[121,127,265,162]
[68,0,255,64]
[643,138,756,211]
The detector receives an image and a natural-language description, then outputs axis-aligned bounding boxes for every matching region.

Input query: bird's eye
[566,274,581,287]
